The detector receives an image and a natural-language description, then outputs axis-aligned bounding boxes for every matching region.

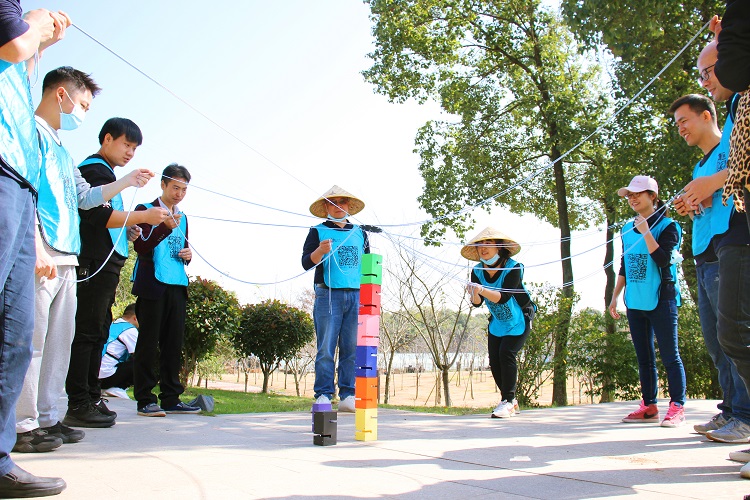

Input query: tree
[234,300,314,393]
[388,243,474,407]
[380,309,416,403]
[365,0,611,405]
[183,277,241,385]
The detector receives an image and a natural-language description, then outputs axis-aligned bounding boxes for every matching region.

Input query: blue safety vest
[78,157,128,258]
[316,223,365,289]
[143,202,188,286]
[0,61,41,190]
[35,120,80,254]
[102,320,134,362]
[622,216,682,311]
[473,258,529,337]
[691,95,736,256]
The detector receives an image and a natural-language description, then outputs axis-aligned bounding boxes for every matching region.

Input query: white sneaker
[513,399,520,414]
[491,400,515,419]
[740,461,750,479]
[730,448,750,463]
[314,395,331,405]
[338,395,355,413]
[102,387,130,400]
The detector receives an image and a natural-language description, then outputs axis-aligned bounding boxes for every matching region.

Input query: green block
[360,274,382,285]
[361,253,383,280]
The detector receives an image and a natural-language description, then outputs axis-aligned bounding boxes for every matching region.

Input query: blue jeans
[697,260,750,422]
[313,286,359,400]
[626,299,686,406]
[0,172,36,475]
[717,245,750,402]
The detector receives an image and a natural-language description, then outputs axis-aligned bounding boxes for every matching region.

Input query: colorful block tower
[355,253,382,441]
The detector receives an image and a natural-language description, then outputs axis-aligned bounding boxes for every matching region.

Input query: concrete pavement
[13,398,750,499]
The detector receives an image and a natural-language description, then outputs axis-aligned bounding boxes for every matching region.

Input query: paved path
[14,398,750,499]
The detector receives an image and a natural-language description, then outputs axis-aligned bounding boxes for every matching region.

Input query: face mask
[58,88,85,131]
[327,215,348,223]
[480,254,500,266]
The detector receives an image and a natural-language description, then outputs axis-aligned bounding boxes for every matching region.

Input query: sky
[27,1,618,312]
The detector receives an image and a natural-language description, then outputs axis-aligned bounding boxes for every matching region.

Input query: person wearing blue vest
[301,185,369,413]
[609,176,686,428]
[99,304,139,400]
[0,3,70,497]
[64,118,167,429]
[461,227,534,419]
[670,93,750,443]
[132,164,201,417]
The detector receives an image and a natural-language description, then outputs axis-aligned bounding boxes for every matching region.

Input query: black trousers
[67,269,119,406]
[100,358,134,389]
[133,286,187,409]
[488,318,531,402]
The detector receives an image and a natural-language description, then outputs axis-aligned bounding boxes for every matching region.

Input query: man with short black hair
[132,164,200,417]
[99,303,139,399]
[64,118,168,428]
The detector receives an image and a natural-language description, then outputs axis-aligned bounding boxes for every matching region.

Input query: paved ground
[14,398,750,499]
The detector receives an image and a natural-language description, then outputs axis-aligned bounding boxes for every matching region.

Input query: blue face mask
[327,215,348,223]
[480,254,500,266]
[58,88,85,131]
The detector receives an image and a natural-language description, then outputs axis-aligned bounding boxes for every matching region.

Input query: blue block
[356,345,378,377]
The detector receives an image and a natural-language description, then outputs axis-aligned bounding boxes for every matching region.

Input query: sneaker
[95,398,117,418]
[512,399,520,414]
[338,396,355,413]
[41,421,85,444]
[622,400,659,423]
[661,402,686,428]
[741,461,750,479]
[729,448,750,463]
[63,402,116,428]
[102,387,131,400]
[491,400,515,419]
[13,429,63,453]
[163,402,201,414]
[137,403,166,417]
[694,413,730,435]
[315,395,331,405]
[707,418,750,443]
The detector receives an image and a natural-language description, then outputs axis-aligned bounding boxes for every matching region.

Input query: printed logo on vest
[337,245,359,267]
[167,234,182,259]
[626,254,648,282]
[487,301,513,322]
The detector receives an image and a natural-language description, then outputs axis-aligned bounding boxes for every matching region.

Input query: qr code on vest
[488,301,513,321]
[626,254,648,282]
[337,245,359,267]
[168,234,182,259]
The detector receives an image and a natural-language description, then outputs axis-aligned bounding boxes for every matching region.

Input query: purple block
[312,403,333,412]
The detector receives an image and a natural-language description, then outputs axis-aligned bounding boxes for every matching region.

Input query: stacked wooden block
[355,253,382,441]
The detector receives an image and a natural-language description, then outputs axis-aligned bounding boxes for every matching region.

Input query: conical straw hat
[309,185,365,218]
[460,226,521,261]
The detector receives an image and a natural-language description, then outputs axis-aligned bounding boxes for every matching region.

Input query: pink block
[357,315,380,346]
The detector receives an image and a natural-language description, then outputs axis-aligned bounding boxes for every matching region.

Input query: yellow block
[355,408,378,441]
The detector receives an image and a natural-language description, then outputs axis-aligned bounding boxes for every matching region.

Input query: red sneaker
[622,400,659,423]
[661,402,685,428]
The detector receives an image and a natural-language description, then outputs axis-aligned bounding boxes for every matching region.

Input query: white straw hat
[460,226,521,261]
[617,175,659,197]
[309,185,365,219]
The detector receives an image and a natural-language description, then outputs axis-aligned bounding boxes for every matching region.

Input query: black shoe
[41,422,85,444]
[0,464,65,498]
[163,401,201,414]
[94,398,117,418]
[62,403,115,428]
[12,430,62,453]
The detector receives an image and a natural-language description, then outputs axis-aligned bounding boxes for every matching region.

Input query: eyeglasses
[698,63,716,84]
[624,191,646,199]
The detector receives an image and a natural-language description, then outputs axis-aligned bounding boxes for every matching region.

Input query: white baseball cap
[617,175,659,197]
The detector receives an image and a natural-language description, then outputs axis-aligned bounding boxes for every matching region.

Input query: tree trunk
[441,367,452,407]
[601,202,617,403]
[550,147,574,407]
[262,364,271,393]
[244,372,249,393]
[384,351,396,404]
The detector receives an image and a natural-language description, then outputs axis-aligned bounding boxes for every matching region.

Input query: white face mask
[58,88,85,131]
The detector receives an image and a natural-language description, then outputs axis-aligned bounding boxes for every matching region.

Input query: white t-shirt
[99,319,138,379]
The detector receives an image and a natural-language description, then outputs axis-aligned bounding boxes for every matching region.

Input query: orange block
[355,377,378,409]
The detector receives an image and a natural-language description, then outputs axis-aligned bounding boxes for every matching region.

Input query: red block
[359,284,381,316]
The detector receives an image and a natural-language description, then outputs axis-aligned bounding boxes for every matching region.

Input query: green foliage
[516,285,569,407]
[181,386,312,415]
[183,277,241,385]
[233,300,314,393]
[568,308,641,402]
[112,245,137,319]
